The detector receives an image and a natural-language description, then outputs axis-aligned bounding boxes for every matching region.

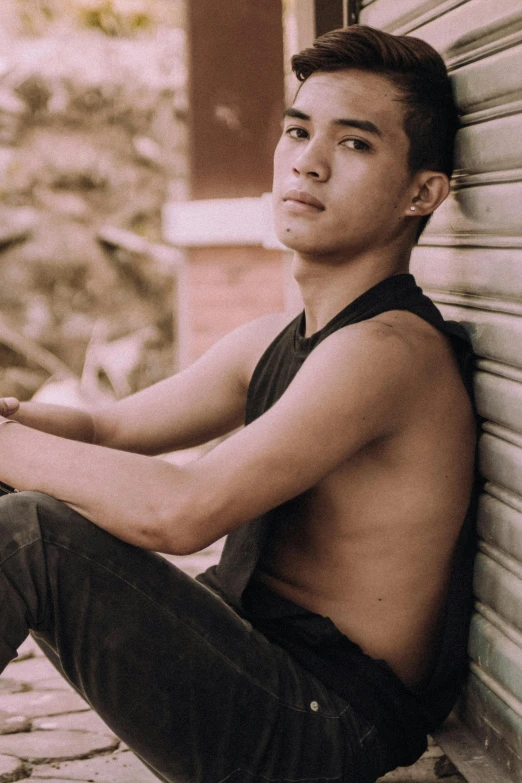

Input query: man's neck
[293,249,411,337]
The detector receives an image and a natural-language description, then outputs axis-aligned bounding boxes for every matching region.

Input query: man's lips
[282,190,325,210]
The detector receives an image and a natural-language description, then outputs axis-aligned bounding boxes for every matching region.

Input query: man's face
[272,69,415,260]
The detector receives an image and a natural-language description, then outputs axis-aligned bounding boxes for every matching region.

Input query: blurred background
[0,0,290,409]
[0,0,190,406]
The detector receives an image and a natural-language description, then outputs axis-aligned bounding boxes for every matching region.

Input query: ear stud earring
[409,205,416,212]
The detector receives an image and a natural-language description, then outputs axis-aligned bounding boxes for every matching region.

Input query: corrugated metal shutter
[359,1,522,779]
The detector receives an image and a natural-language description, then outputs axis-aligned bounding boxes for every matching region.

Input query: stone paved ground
[0,540,465,782]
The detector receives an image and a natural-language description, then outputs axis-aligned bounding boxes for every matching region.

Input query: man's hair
[291,25,459,238]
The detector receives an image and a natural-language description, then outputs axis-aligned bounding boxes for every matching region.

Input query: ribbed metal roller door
[359,1,522,779]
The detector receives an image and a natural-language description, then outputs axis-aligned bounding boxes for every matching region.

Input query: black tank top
[198,273,477,766]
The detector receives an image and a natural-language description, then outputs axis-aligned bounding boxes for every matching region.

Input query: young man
[0,25,476,783]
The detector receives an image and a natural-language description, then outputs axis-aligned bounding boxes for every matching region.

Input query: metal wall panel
[360,0,469,35]
[428,181,522,240]
[440,303,522,392]
[464,674,522,777]
[360,0,522,778]
[468,613,522,705]
[455,114,522,175]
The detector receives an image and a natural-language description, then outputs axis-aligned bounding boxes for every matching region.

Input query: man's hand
[0,398,20,418]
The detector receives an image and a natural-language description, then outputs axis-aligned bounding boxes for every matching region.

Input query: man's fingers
[0,397,20,416]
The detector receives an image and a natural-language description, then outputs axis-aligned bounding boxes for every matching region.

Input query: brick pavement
[0,540,465,782]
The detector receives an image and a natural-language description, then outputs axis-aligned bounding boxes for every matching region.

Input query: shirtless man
[0,25,476,783]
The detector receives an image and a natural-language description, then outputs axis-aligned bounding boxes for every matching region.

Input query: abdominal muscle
[256,426,475,689]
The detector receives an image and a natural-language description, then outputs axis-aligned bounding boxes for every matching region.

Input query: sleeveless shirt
[197,273,478,767]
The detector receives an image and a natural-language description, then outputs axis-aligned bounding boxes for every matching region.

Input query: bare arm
[0,321,423,554]
[1,314,289,454]
[0,398,96,442]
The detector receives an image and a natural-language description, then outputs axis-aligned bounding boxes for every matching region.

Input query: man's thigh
[0,491,376,783]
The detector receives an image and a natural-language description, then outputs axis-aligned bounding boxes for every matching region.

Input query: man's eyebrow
[283,107,383,138]
[332,117,382,138]
[283,108,311,122]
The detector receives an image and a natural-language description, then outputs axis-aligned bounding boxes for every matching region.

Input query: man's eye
[285,126,309,140]
[342,138,370,151]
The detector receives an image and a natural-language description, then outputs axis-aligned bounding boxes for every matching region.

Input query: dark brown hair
[292,25,459,237]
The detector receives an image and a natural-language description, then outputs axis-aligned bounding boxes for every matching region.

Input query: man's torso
[237,305,476,688]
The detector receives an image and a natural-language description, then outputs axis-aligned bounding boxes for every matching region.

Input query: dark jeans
[0,491,393,783]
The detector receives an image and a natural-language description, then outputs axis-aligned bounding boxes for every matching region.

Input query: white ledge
[162,194,286,249]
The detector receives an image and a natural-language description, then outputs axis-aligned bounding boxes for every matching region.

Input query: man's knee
[0,491,46,556]
[0,491,80,558]
[0,490,142,580]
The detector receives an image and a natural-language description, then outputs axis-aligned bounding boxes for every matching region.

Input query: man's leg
[0,491,387,783]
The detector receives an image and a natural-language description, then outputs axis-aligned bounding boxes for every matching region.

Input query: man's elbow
[161,536,202,557]
[151,498,221,557]
[160,517,206,556]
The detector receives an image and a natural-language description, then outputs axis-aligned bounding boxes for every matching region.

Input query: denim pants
[0,491,393,783]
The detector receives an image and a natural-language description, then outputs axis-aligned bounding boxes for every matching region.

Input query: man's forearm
[10,402,96,443]
[0,419,197,554]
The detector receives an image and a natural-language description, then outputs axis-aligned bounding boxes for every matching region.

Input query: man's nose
[292,140,330,181]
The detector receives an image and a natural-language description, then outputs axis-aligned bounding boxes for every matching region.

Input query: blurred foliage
[78,2,151,36]
[12,0,182,37]
[0,0,187,400]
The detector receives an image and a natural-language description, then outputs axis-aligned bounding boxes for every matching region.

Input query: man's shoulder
[230,312,295,387]
[249,311,294,339]
[234,312,294,355]
[371,309,458,375]
[316,308,432,362]
[325,308,452,368]
[310,308,457,405]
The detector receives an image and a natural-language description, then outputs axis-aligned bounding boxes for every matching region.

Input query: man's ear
[404,171,450,218]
